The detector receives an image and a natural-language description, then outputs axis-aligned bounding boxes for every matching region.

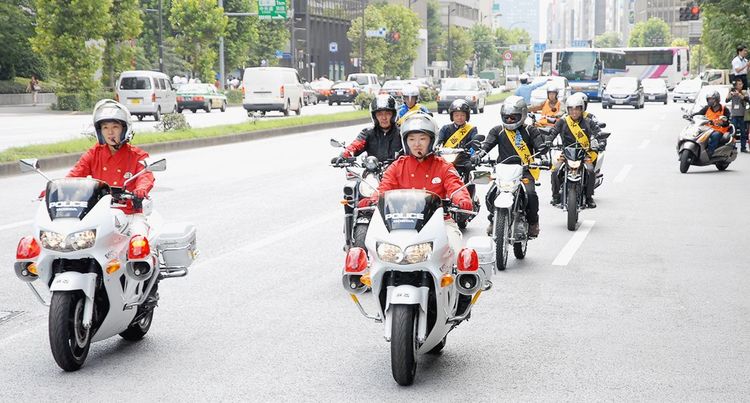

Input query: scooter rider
[66,99,154,237]
[691,90,732,156]
[396,84,431,125]
[548,94,598,208]
[360,113,473,257]
[471,96,549,237]
[529,84,563,125]
[331,94,402,164]
[437,99,479,180]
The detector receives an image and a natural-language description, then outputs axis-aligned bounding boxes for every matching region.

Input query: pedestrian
[27,75,40,106]
[731,45,750,89]
[728,78,750,152]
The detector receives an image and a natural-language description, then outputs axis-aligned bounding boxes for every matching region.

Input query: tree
[169,0,228,82]
[31,0,112,95]
[671,38,688,47]
[426,0,441,64]
[102,0,143,87]
[628,17,672,47]
[0,1,45,80]
[223,0,259,72]
[246,19,289,68]
[347,5,389,76]
[701,0,750,69]
[470,24,497,71]
[594,32,622,48]
[439,26,473,77]
[494,27,531,70]
[380,4,421,78]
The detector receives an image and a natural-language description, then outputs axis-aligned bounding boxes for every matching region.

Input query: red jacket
[365,154,472,213]
[67,144,154,214]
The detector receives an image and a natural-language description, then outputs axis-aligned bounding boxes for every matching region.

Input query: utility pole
[218,0,224,89]
[290,1,296,73]
[448,6,453,75]
[158,0,164,72]
[360,0,365,73]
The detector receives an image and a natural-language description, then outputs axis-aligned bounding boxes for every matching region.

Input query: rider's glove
[457,199,473,211]
[470,150,486,165]
[133,188,148,199]
[38,190,46,199]
[331,155,344,164]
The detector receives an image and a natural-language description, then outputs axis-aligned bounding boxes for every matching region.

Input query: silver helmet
[546,84,560,94]
[400,113,438,158]
[500,95,528,130]
[93,99,133,147]
[401,84,420,98]
[565,92,585,111]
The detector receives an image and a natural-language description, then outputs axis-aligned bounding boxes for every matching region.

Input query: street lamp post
[360,0,365,73]
[143,0,164,73]
[447,6,455,75]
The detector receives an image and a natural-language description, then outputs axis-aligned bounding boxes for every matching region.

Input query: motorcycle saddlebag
[464,236,494,281]
[157,222,197,268]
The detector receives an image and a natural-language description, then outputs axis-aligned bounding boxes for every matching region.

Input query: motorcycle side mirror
[474,134,486,143]
[470,170,492,185]
[19,158,39,173]
[145,158,167,172]
[598,122,606,129]
[330,139,345,148]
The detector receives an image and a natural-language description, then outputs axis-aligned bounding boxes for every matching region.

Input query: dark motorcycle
[436,136,485,230]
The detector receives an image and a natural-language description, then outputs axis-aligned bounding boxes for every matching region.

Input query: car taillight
[194,96,204,101]
[350,89,356,95]
[344,247,368,273]
[457,248,478,271]
[128,235,150,260]
[16,236,40,260]
[151,92,156,102]
[280,85,285,99]
[115,93,119,102]
[176,96,184,102]
[242,85,246,95]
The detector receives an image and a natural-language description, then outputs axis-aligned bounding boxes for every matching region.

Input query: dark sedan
[327,81,361,105]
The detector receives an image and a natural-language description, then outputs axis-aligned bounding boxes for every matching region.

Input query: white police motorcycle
[13,158,196,371]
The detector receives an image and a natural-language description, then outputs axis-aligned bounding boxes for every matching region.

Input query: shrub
[224,89,243,105]
[154,112,191,132]
[354,92,375,110]
[51,89,116,111]
[419,87,438,102]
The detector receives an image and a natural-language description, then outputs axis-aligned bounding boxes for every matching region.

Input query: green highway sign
[258,0,287,20]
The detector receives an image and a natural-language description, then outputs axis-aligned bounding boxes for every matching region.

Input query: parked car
[700,69,732,85]
[673,78,702,103]
[642,78,668,104]
[242,67,304,116]
[302,83,318,105]
[176,83,228,113]
[116,70,177,121]
[436,78,486,114]
[310,79,334,102]
[409,77,436,90]
[529,76,570,107]
[347,73,381,95]
[690,84,731,114]
[327,81,361,105]
[602,76,645,109]
[380,80,408,99]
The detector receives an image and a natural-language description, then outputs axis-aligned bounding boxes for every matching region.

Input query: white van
[116,70,177,121]
[242,67,304,116]
[347,73,381,95]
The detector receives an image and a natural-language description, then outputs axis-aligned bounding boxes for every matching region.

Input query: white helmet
[93,99,133,148]
[546,84,560,94]
[401,84,420,98]
[400,113,438,158]
[519,73,530,84]
[565,93,585,111]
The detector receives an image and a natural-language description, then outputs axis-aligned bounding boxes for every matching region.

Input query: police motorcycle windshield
[563,145,586,161]
[378,189,442,232]
[45,178,110,220]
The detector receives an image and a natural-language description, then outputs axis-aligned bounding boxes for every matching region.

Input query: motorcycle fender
[384,285,428,342]
[50,272,97,329]
[679,141,699,157]
[494,192,514,209]
[566,174,582,182]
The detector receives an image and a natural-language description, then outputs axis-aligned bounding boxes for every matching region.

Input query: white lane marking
[638,139,651,149]
[552,220,596,266]
[194,212,339,267]
[0,220,33,231]
[652,124,661,132]
[613,164,633,183]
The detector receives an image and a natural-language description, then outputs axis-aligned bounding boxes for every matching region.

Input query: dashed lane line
[552,220,596,266]
[638,139,651,149]
[613,164,633,183]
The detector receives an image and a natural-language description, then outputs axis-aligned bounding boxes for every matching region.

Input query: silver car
[436,78,487,114]
[673,79,703,103]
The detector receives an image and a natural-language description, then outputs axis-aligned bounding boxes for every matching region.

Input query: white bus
[542,46,690,99]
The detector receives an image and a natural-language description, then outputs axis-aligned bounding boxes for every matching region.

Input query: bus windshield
[558,51,599,81]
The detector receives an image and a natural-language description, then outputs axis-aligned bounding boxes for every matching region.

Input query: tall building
[634,0,691,40]
[440,0,482,29]
[492,0,540,42]
[546,0,630,48]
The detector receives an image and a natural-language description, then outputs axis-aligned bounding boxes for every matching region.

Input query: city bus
[542,46,690,99]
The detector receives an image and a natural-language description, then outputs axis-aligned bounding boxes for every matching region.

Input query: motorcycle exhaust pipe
[14,262,38,282]
[342,274,368,295]
[455,272,483,296]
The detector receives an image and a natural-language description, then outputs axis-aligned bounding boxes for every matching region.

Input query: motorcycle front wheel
[49,291,91,371]
[566,183,579,231]
[679,150,692,173]
[494,209,510,271]
[390,304,418,386]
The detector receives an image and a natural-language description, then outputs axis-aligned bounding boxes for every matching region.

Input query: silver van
[116,70,177,121]
[242,67,304,116]
[347,73,381,95]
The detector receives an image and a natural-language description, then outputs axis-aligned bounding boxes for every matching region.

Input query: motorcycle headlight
[567,160,582,169]
[403,242,432,264]
[377,242,403,263]
[40,230,96,252]
[499,181,516,191]
[358,180,376,198]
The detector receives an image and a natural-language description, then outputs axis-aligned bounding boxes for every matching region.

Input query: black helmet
[448,99,471,122]
[706,90,721,108]
[370,94,397,127]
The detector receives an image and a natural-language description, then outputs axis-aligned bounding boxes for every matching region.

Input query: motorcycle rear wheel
[390,304,418,386]
[119,309,154,341]
[566,183,579,231]
[49,291,91,372]
[494,209,510,271]
[679,150,692,173]
[513,240,527,259]
[716,162,730,171]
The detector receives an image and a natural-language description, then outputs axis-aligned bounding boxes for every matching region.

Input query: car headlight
[376,242,432,264]
[40,230,96,252]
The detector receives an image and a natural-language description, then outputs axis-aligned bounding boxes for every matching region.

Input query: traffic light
[679,6,688,21]
[689,5,701,20]
[679,3,701,21]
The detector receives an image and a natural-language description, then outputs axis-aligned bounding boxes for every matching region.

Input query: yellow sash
[504,129,540,180]
[444,123,474,148]
[564,116,598,162]
[397,103,423,125]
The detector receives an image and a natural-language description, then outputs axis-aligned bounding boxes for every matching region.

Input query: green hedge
[224,89,243,105]
[0,77,57,94]
[52,90,116,111]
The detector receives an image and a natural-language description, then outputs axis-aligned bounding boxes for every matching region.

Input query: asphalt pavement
[0,98,748,400]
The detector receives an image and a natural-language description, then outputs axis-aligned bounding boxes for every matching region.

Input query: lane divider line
[613,164,633,183]
[638,139,651,149]
[552,220,596,266]
[0,220,33,232]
